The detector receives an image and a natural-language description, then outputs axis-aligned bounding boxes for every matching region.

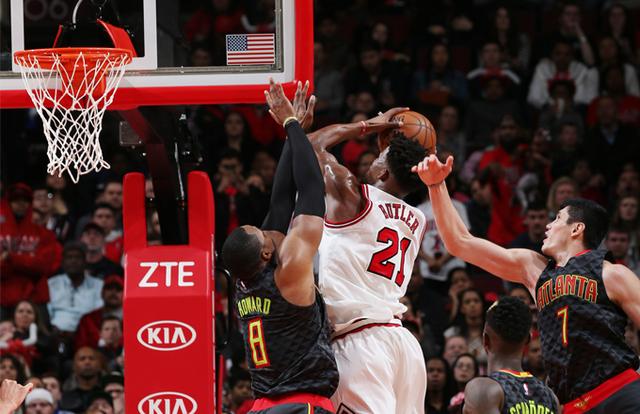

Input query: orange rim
[14,47,133,66]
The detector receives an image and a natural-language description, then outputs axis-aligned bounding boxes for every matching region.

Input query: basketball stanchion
[122,172,216,414]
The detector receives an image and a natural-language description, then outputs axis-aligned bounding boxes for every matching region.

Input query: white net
[14,48,131,183]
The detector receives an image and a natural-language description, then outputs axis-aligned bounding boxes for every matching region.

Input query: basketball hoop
[14,47,132,183]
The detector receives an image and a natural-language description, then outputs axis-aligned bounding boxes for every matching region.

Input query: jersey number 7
[367,227,412,287]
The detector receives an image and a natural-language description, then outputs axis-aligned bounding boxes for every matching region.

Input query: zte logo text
[138,261,195,287]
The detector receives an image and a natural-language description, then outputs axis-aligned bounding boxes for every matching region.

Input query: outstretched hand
[366,107,408,133]
[265,79,316,130]
[412,154,454,187]
[0,380,33,414]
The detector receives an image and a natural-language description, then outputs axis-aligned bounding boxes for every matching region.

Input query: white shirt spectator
[48,273,104,332]
[590,63,640,97]
[417,199,470,282]
[527,58,598,108]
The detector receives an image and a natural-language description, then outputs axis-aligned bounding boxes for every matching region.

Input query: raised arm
[413,155,547,293]
[265,80,326,306]
[463,377,503,414]
[603,262,640,327]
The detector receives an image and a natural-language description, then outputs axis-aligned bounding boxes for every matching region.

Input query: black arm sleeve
[261,140,295,233]
[286,121,326,218]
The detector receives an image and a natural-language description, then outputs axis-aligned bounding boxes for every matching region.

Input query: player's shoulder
[464,377,504,413]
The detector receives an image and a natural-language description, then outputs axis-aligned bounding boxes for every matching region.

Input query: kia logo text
[137,392,197,414]
[136,321,197,351]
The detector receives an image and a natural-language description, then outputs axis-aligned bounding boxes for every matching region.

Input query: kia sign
[137,391,198,414]
[136,320,197,351]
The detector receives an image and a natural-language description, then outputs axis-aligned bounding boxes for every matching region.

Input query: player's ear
[378,169,390,182]
[571,222,585,238]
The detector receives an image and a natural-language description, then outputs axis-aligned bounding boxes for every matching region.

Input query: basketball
[379,111,437,153]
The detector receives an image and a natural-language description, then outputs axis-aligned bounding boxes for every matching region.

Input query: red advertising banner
[123,172,215,414]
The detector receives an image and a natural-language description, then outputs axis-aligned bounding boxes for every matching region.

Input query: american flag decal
[226,33,275,65]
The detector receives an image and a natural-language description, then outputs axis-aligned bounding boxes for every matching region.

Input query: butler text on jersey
[377,203,420,234]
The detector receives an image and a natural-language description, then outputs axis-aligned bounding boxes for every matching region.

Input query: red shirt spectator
[74,275,123,351]
[0,184,62,307]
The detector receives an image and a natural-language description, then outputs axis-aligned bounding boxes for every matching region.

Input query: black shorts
[248,403,333,414]
[563,369,640,414]
[582,379,640,414]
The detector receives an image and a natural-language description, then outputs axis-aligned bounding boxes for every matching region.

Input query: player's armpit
[274,215,324,307]
[462,378,503,414]
[603,262,640,327]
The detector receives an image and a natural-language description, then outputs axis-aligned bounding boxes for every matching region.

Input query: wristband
[359,121,368,137]
[283,116,298,127]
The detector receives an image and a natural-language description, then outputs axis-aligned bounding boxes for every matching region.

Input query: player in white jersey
[269,81,430,413]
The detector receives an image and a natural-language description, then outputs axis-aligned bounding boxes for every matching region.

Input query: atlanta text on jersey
[536,274,598,310]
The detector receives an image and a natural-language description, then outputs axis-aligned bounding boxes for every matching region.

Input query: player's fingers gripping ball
[379,111,437,154]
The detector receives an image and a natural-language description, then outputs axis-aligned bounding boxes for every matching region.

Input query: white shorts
[330,324,426,414]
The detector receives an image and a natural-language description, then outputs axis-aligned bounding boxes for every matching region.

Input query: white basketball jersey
[318,184,426,334]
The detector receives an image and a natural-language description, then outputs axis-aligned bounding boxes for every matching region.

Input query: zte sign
[136,321,197,351]
[138,261,195,287]
[137,392,197,414]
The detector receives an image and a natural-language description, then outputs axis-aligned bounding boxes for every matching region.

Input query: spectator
[614,167,640,199]
[467,41,520,99]
[425,356,456,414]
[465,174,492,239]
[585,95,640,183]
[601,3,638,65]
[523,333,545,381]
[444,288,487,367]
[102,374,124,414]
[417,192,469,285]
[449,353,480,411]
[99,181,122,219]
[75,275,123,351]
[213,149,267,250]
[509,201,549,254]
[84,391,113,414]
[411,42,469,107]
[486,6,531,73]
[11,300,54,374]
[31,185,71,243]
[538,2,595,66]
[611,195,639,267]
[538,79,585,138]
[96,317,122,365]
[91,204,123,264]
[313,42,344,122]
[591,37,639,96]
[355,151,377,184]
[570,159,607,206]
[528,39,597,109]
[465,75,522,151]
[546,177,578,218]
[24,388,55,414]
[447,268,473,322]
[79,223,123,279]
[0,183,62,316]
[435,105,466,163]
[59,347,104,413]
[368,21,410,64]
[550,122,584,179]
[443,335,469,368]
[226,369,252,413]
[341,113,375,174]
[586,64,640,128]
[41,373,73,414]
[48,243,103,335]
[189,41,213,67]
[216,111,260,169]
[605,227,632,266]
[0,355,26,384]
[345,42,408,108]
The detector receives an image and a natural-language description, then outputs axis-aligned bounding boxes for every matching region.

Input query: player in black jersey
[463,296,559,414]
[221,80,338,413]
[414,154,640,413]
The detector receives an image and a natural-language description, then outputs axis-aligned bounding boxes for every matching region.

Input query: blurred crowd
[1,0,640,413]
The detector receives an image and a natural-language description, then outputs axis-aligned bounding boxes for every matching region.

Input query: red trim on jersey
[575,249,592,257]
[332,322,401,341]
[324,185,372,228]
[498,369,533,378]
[563,369,640,413]
[251,393,335,411]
